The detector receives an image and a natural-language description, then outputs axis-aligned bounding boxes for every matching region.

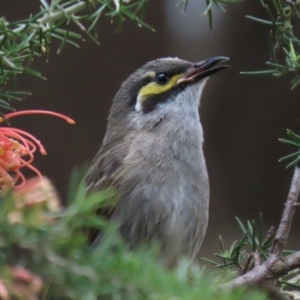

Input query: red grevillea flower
[0,110,75,191]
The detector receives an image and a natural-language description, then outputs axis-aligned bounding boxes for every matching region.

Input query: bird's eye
[154,73,170,85]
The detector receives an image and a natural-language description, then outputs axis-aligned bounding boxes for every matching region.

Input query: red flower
[0,266,43,300]
[0,110,75,191]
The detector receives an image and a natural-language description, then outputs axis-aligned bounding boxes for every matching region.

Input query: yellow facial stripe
[138,73,183,101]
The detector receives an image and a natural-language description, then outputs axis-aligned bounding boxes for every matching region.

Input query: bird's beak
[177,56,229,85]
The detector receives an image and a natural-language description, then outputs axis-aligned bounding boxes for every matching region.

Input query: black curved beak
[177,56,230,85]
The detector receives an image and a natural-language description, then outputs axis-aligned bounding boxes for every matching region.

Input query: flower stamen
[0,110,74,191]
[0,110,75,124]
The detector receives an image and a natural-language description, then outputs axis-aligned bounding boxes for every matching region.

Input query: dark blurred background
[1,1,300,259]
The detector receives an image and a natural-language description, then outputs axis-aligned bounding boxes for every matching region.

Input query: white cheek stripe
[135,94,142,112]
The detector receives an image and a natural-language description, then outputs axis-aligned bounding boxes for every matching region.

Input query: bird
[86,56,229,268]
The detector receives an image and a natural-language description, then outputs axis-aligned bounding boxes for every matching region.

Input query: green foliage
[233,0,300,89]
[203,215,273,271]
[195,0,300,88]
[1,1,299,298]
[0,0,152,115]
[279,129,300,167]
[0,170,266,299]
[180,0,243,30]
[204,0,244,30]
[203,215,300,293]
[196,0,300,167]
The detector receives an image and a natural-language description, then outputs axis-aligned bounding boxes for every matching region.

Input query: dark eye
[154,73,170,85]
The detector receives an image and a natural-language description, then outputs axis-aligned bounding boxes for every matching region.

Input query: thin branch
[219,166,300,297]
[0,1,89,43]
[271,166,300,255]
[286,251,300,270]
[242,252,261,275]
[37,2,86,25]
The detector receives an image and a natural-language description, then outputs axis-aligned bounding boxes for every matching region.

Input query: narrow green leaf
[258,213,263,249]
[217,0,243,3]
[201,257,218,265]
[278,139,300,148]
[218,236,229,265]
[287,129,300,142]
[80,189,116,213]
[286,157,300,168]
[264,4,278,27]
[219,235,225,252]
[213,1,226,12]
[280,281,300,289]
[183,0,189,11]
[250,220,257,251]
[67,167,88,205]
[50,33,80,48]
[204,0,213,30]
[266,61,287,69]
[246,15,283,26]
[290,39,297,61]
[236,217,247,235]
[279,152,300,162]
[40,0,50,10]
[83,29,100,46]
[241,70,277,75]
[88,4,107,31]
[273,0,284,14]
[1,56,19,70]
[22,67,46,79]
[55,28,82,39]
[291,76,300,89]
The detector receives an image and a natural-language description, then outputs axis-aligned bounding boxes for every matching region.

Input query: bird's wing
[85,144,126,242]
[86,146,122,193]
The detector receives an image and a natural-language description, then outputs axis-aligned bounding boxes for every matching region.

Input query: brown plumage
[86,57,228,268]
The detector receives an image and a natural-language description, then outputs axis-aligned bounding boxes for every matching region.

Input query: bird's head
[114,56,229,115]
[105,57,229,141]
